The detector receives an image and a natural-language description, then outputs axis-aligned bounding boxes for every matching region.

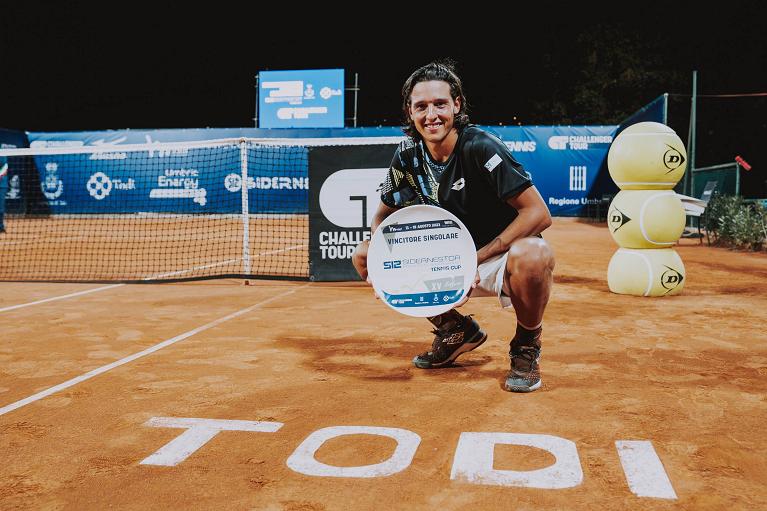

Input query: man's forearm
[370,213,388,235]
[370,204,400,235]
[476,208,551,264]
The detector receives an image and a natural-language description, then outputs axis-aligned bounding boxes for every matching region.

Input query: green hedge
[704,195,767,251]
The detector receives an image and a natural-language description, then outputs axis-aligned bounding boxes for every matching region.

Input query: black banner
[309,144,398,281]
[0,128,31,215]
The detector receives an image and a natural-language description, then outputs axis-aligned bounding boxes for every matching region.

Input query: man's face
[409,80,460,145]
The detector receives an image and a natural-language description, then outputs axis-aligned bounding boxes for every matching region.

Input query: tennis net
[0,138,311,282]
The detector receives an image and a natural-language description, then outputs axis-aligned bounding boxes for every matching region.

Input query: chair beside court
[679,180,718,244]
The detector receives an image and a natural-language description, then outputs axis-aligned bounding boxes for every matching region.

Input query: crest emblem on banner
[42,162,64,200]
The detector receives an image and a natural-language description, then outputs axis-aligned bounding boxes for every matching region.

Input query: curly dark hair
[401,59,470,139]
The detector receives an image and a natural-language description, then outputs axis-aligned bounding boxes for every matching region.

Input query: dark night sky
[2,3,766,154]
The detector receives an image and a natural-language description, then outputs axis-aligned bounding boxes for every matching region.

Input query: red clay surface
[1,218,765,510]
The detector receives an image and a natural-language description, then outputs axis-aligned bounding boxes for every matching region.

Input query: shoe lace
[511,344,537,359]
[510,345,539,375]
[431,314,472,346]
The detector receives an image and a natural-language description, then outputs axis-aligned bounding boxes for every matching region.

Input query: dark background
[2,2,766,195]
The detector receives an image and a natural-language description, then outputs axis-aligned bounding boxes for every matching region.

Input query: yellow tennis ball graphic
[607,190,686,248]
[607,248,685,296]
[607,122,687,189]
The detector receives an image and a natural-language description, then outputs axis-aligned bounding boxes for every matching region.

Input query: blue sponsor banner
[23,94,665,217]
[25,125,619,216]
[26,128,402,216]
[241,145,308,214]
[29,144,307,214]
[259,69,345,128]
[26,126,404,146]
[481,125,619,215]
[25,109,667,217]
[383,289,464,308]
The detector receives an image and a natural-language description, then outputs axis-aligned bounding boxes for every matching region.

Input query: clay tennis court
[1,217,765,510]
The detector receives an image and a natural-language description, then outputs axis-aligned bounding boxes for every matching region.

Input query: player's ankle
[513,321,542,345]
[428,309,465,332]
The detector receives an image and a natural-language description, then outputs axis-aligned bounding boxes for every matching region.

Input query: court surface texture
[1,218,765,510]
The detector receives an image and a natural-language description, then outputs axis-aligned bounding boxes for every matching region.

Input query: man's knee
[506,238,555,276]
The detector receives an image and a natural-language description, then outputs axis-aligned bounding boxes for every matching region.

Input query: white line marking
[0,284,125,313]
[619,249,654,296]
[145,417,281,431]
[141,417,283,466]
[140,244,304,280]
[616,440,677,499]
[451,432,583,488]
[286,426,421,478]
[144,259,241,280]
[0,284,307,417]
[251,244,304,258]
[639,191,677,246]
[142,425,220,466]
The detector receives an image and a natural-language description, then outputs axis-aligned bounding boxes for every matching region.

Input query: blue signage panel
[27,126,404,146]
[24,126,618,216]
[259,69,345,128]
[478,126,619,216]
[25,120,667,217]
[26,144,308,215]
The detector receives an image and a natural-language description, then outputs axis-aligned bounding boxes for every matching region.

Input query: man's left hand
[455,270,480,308]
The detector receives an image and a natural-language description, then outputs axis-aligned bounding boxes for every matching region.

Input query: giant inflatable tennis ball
[607,190,686,248]
[608,122,687,189]
[607,248,685,297]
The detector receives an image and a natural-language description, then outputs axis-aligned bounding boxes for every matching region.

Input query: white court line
[1,245,306,311]
[144,259,241,280]
[252,244,304,258]
[0,284,308,417]
[142,243,304,280]
[0,284,125,313]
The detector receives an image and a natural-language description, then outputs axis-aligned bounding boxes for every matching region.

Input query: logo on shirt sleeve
[484,154,502,172]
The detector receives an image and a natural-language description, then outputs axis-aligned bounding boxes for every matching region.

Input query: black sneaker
[504,334,542,392]
[412,314,487,369]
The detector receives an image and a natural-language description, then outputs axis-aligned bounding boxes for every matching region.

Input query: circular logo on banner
[367,205,477,318]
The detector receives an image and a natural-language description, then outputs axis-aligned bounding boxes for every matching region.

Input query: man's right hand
[366,276,380,300]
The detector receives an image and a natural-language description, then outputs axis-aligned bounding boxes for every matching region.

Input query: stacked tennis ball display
[605,122,688,296]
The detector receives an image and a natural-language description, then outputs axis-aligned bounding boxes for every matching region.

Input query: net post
[240,139,251,275]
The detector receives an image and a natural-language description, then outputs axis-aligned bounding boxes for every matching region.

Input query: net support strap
[240,141,251,274]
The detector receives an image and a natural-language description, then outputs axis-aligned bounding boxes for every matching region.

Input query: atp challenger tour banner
[308,144,398,281]
[504,125,617,215]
